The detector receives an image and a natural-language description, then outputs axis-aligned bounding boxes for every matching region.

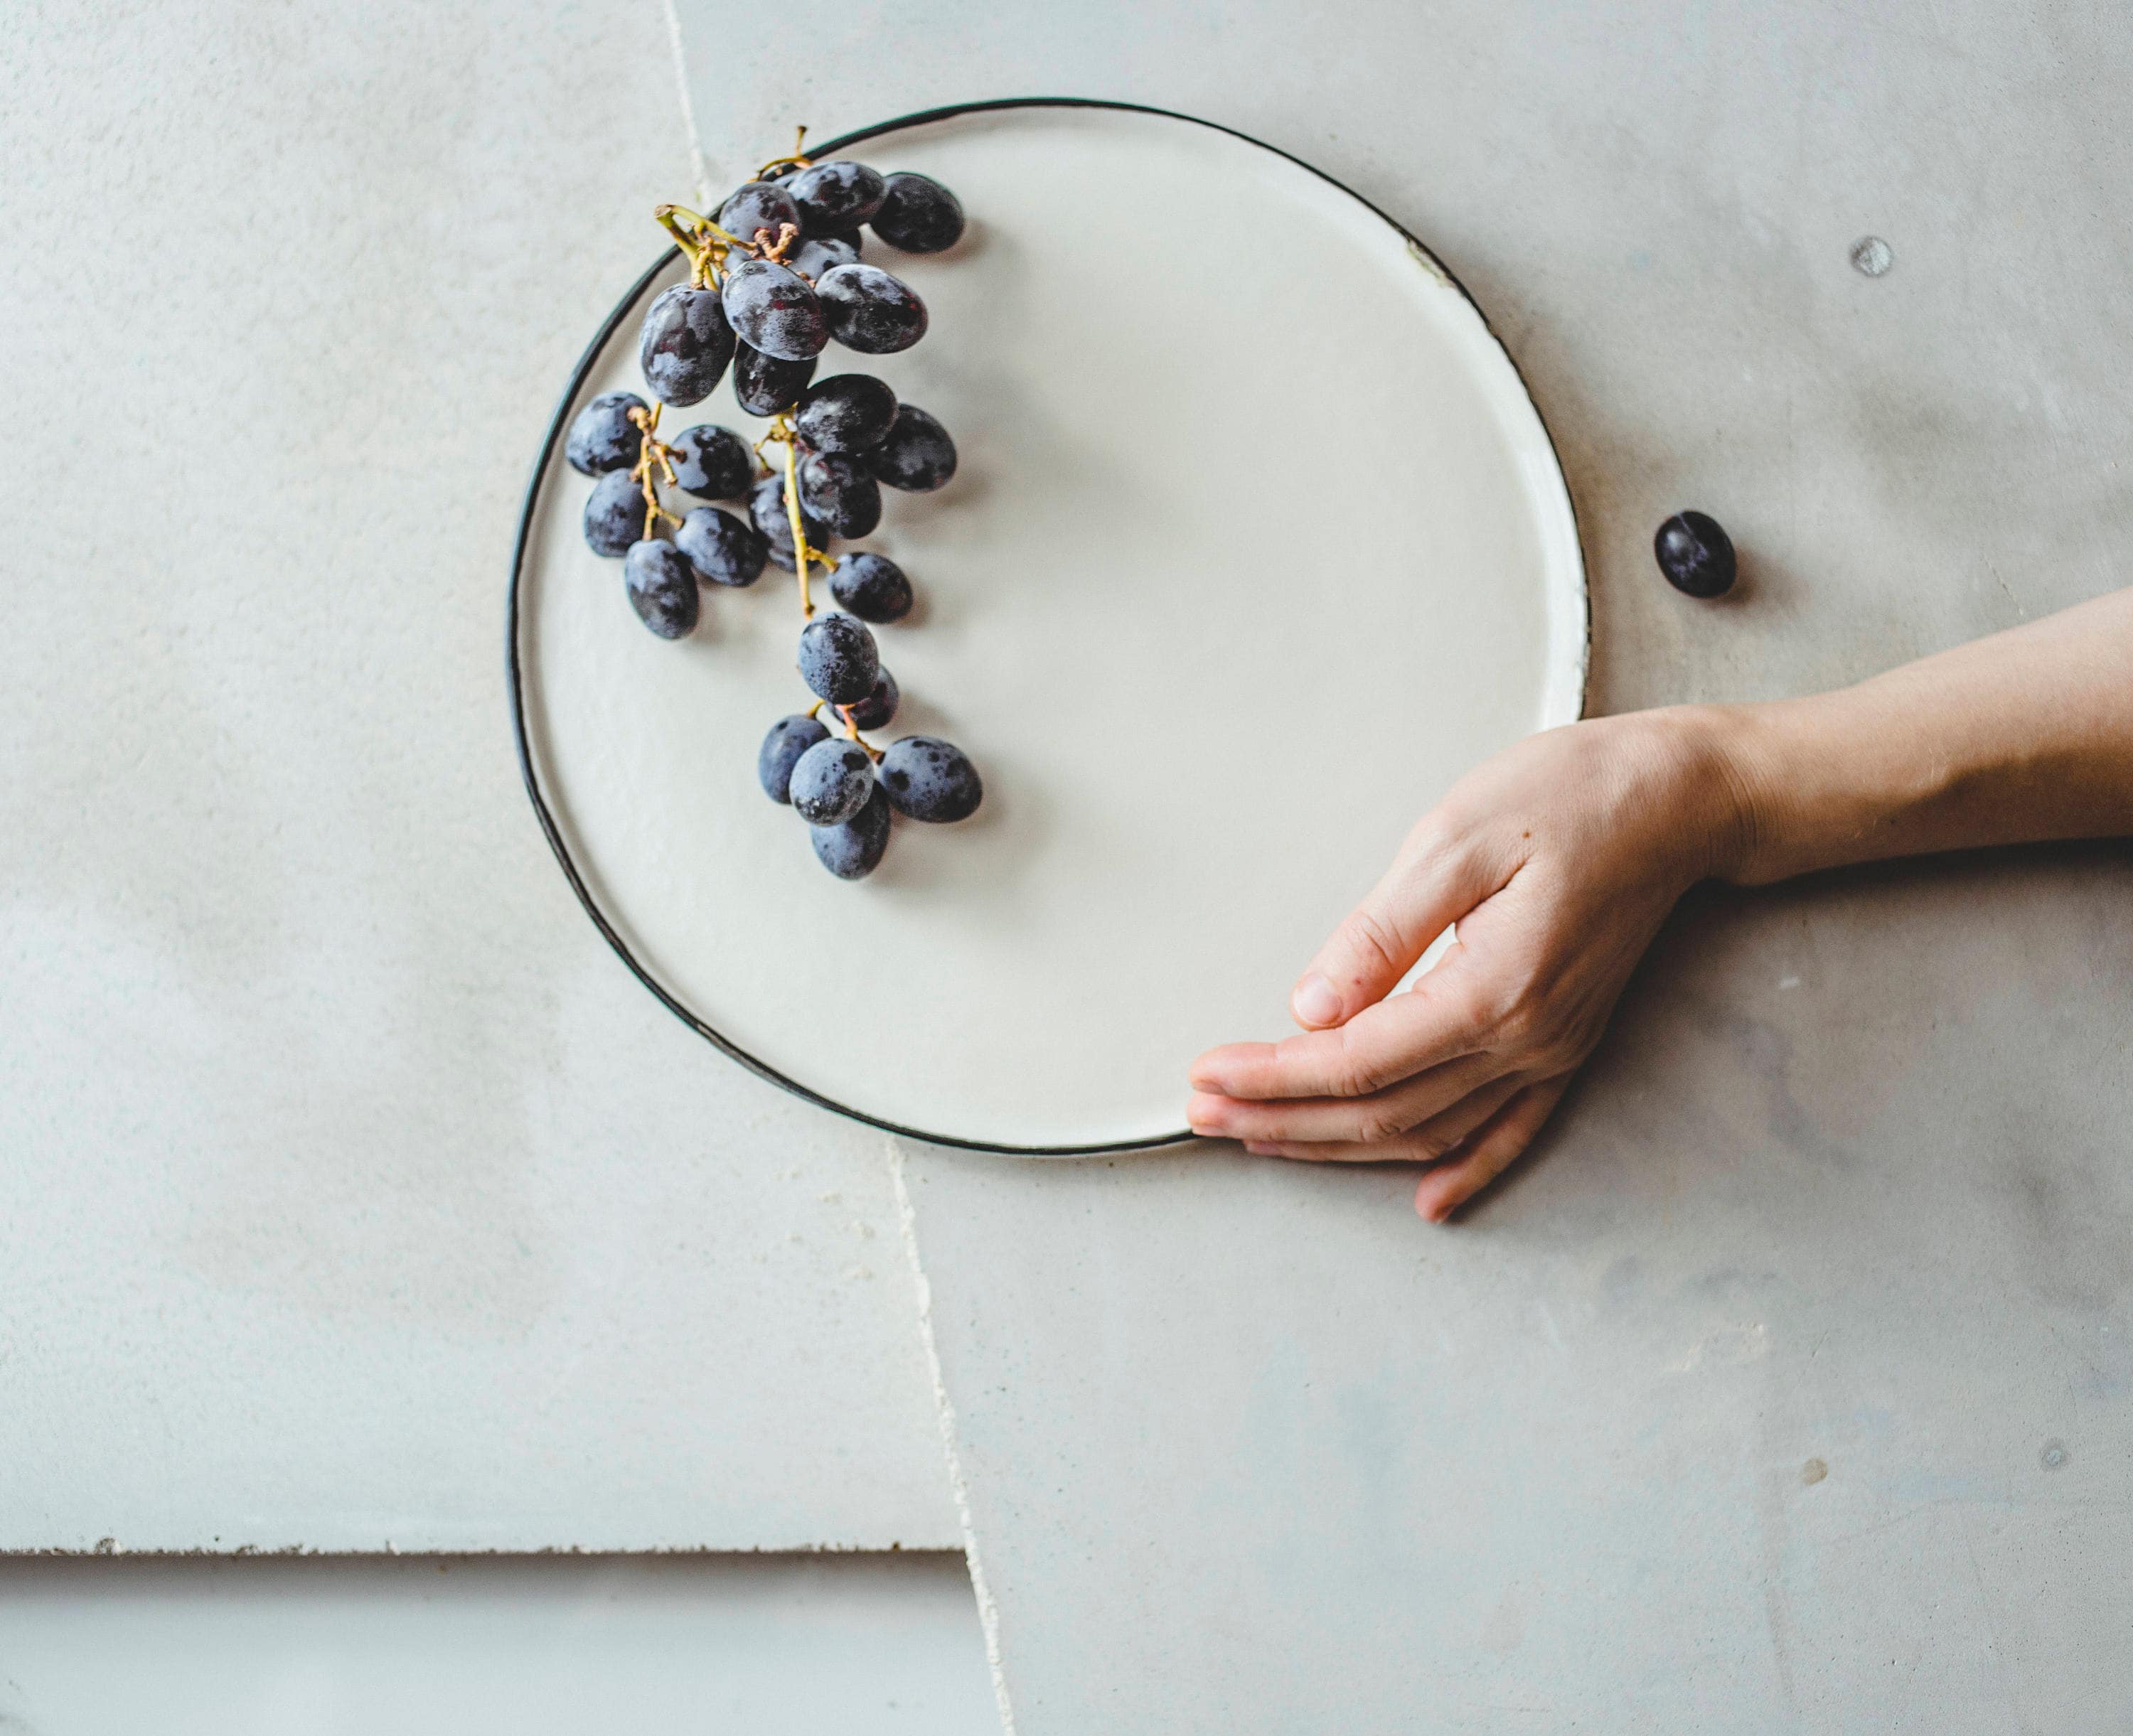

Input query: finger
[1189,962,1485,1101]
[1187,1052,1505,1146]
[1240,1130,1450,1164]
[1232,1071,1527,1163]
[1289,829,1502,1030]
[1405,1069,1530,1154]
[1413,1076,1571,1223]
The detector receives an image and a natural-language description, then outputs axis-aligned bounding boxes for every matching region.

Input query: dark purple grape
[675,505,767,587]
[810,782,891,880]
[1654,510,1737,599]
[870,173,963,253]
[719,181,801,251]
[865,404,957,492]
[791,235,860,282]
[566,392,646,475]
[720,257,826,362]
[623,540,700,639]
[796,612,880,704]
[797,450,882,537]
[831,666,899,731]
[794,374,898,454]
[828,551,913,623]
[789,160,887,233]
[732,343,817,417]
[788,736,876,825]
[750,471,830,572]
[639,284,735,407]
[879,736,981,822]
[759,713,830,803]
[584,469,646,557]
[666,424,754,499]
[816,264,927,355]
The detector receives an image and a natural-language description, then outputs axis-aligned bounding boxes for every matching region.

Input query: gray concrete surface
[655,0,2133,1725]
[0,1552,995,1735]
[0,0,958,1553]
[6,0,2129,1722]
[903,854,2133,1727]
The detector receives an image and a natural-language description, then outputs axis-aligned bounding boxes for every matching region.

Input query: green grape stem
[653,203,749,288]
[757,417,832,618]
[754,124,812,182]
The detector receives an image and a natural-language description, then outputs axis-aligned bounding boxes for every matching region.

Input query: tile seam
[887,1135,1018,1736]
[655,0,715,207]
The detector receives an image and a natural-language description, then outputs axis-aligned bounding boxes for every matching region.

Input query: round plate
[510,99,1586,1155]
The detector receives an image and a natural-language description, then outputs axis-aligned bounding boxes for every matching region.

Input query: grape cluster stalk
[751,412,879,757]
[565,129,981,879]
[625,403,683,542]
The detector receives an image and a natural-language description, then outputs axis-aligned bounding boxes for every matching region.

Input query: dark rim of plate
[506,95,1588,1158]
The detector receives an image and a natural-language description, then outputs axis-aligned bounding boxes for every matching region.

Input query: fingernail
[1243,1142,1276,1156]
[1291,973,1342,1028]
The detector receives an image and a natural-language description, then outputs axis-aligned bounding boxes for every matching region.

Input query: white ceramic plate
[511,100,1586,1154]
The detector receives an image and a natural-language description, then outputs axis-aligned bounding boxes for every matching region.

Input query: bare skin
[1187,586,2133,1221]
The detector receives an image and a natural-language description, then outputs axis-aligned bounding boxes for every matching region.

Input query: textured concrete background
[656,0,2131,1727]
[5,0,2130,1727]
[0,0,958,1553]
[0,1552,995,1735]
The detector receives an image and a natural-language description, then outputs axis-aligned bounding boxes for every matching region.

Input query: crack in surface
[656,0,715,208]
[887,1135,1018,1736]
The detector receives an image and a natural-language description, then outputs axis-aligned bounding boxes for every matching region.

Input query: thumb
[1290,832,1492,1030]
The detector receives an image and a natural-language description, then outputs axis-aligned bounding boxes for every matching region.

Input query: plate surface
[513,101,1586,1152]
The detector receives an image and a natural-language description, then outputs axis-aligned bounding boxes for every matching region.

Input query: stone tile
[902,852,2133,1728]
[735,0,2133,1722]
[671,0,2133,700]
[0,1553,995,1734]
[0,0,956,1551]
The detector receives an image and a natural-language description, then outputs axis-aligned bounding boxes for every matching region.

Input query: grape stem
[626,402,683,540]
[653,203,749,288]
[779,436,815,618]
[646,137,910,781]
[834,704,886,761]
[759,417,882,758]
[755,125,811,181]
[757,415,835,618]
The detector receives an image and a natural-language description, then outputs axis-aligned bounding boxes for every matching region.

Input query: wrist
[1629,703,1770,886]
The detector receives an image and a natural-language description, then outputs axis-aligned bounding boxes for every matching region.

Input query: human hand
[1187,708,1749,1220]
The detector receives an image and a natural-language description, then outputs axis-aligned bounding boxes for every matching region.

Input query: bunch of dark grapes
[564,134,978,880]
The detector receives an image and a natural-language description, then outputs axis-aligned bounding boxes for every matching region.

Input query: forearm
[1694,587,2133,885]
